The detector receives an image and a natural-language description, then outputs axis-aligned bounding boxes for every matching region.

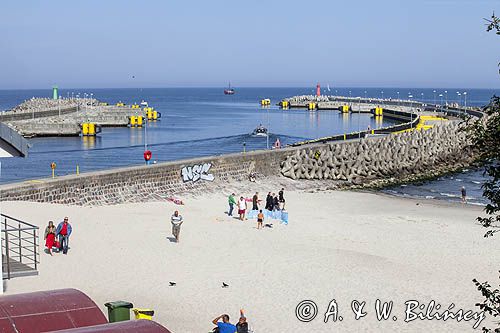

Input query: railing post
[33,230,37,270]
[18,223,22,263]
[5,230,10,280]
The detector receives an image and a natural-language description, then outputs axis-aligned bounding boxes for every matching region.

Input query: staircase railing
[1,214,39,279]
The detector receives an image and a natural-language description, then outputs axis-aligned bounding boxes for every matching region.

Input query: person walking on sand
[252,192,259,211]
[56,217,72,255]
[461,186,467,203]
[212,314,236,333]
[171,210,183,243]
[238,196,247,221]
[44,221,56,255]
[228,193,236,217]
[257,210,264,230]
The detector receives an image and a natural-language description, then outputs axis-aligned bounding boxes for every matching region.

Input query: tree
[468,13,500,333]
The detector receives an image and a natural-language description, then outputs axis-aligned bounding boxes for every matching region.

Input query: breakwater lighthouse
[52,85,58,100]
[316,83,321,96]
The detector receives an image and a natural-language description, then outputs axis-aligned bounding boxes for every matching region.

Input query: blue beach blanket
[247,210,288,224]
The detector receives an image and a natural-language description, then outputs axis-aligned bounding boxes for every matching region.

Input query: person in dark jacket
[236,309,249,333]
[265,192,273,211]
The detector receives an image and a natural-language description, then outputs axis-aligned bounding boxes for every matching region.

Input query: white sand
[2,190,498,333]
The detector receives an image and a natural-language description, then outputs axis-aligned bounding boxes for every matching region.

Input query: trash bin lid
[104,301,134,310]
[133,308,155,316]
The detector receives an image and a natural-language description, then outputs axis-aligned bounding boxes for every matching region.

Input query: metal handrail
[1,214,38,228]
[1,214,39,279]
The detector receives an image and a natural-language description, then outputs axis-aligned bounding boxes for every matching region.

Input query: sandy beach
[2,188,498,332]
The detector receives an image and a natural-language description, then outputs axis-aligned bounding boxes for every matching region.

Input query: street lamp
[421,92,424,103]
[357,97,361,141]
[457,92,462,106]
[408,93,414,129]
[381,91,384,100]
[397,91,400,110]
[439,94,443,107]
[444,90,448,106]
[433,90,437,105]
[463,91,467,110]
[90,93,93,109]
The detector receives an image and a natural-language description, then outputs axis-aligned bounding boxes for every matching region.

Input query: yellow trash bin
[132,308,154,320]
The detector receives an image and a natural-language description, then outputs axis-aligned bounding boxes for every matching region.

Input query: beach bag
[53,240,60,249]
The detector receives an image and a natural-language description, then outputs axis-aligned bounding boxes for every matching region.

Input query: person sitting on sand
[171,210,183,243]
[236,309,249,333]
[238,197,247,221]
[212,314,237,333]
[44,221,56,255]
[257,210,264,230]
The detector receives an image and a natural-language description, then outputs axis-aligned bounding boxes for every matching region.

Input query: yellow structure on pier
[260,99,271,106]
[81,123,97,136]
[281,100,289,109]
[374,107,384,116]
[308,102,317,110]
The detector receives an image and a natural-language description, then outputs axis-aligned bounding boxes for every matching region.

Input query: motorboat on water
[252,124,268,137]
[224,82,235,95]
[140,100,148,107]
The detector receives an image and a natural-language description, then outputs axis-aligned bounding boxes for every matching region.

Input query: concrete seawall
[0,119,474,205]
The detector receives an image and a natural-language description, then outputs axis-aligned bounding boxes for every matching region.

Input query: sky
[0,0,499,89]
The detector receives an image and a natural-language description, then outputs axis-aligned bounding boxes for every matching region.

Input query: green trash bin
[104,301,134,323]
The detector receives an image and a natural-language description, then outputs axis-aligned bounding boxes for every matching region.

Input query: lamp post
[381,91,384,100]
[463,92,467,110]
[439,94,443,108]
[364,91,367,100]
[444,90,448,106]
[421,92,424,103]
[357,97,361,141]
[433,90,437,105]
[457,92,462,106]
[90,93,93,109]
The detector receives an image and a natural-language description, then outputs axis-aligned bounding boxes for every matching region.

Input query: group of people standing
[44,217,72,255]
[227,188,286,224]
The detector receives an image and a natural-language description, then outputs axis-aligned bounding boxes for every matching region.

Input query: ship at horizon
[224,82,235,95]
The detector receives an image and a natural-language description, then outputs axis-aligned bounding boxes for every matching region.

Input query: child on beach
[236,309,249,333]
[257,210,264,230]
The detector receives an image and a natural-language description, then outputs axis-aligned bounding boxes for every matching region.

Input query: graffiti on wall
[181,163,215,183]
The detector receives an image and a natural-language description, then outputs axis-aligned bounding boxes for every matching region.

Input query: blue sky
[1,0,499,89]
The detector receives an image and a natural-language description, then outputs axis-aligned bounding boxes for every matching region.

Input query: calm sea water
[0,87,497,205]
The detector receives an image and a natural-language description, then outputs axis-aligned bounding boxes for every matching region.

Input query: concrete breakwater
[280,121,472,185]
[0,119,474,205]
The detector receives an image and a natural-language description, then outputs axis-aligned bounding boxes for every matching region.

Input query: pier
[1,99,159,137]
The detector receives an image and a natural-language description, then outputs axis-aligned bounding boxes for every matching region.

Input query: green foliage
[469,13,500,333]
[468,95,500,237]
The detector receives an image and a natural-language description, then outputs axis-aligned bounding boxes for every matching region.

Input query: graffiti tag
[181,163,215,183]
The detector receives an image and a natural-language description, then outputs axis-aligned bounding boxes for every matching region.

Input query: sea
[0,87,497,205]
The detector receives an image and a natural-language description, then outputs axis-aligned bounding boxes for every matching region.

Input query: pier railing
[1,214,39,280]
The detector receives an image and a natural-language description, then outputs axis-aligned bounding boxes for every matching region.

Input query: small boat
[224,82,235,95]
[252,124,268,137]
[140,100,148,107]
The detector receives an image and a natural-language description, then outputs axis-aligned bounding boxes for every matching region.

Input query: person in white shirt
[171,210,183,243]
[238,197,247,221]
